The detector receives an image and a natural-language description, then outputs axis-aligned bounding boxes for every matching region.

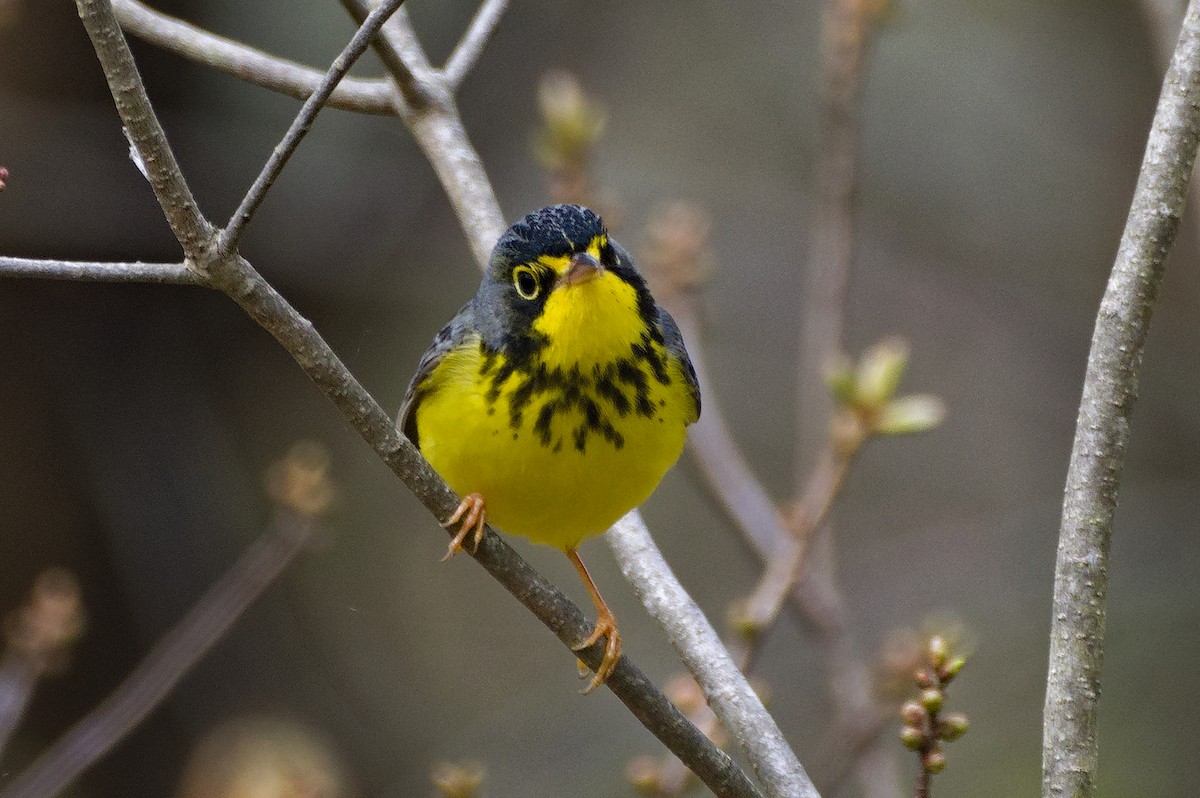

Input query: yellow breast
[414,274,695,550]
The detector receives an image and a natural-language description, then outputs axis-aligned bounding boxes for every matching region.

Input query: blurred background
[1,0,1197,795]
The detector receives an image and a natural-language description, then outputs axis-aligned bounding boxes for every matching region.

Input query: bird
[398,204,700,693]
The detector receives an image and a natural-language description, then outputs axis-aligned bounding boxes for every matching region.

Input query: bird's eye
[513,265,540,300]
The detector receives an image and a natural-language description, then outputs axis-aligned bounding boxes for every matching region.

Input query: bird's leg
[566,548,622,695]
[440,493,487,560]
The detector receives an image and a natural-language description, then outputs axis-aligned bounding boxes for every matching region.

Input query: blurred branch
[648,205,905,796]
[0,257,203,285]
[1042,2,1200,796]
[113,0,396,115]
[0,570,84,758]
[77,0,215,257]
[0,4,771,794]
[215,0,407,257]
[734,435,861,673]
[0,509,320,798]
[608,515,818,798]
[792,2,900,796]
[443,0,510,91]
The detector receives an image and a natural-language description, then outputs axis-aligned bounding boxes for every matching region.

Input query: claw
[441,493,487,560]
[572,606,622,695]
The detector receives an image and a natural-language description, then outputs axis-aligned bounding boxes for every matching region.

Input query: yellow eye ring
[513,265,540,300]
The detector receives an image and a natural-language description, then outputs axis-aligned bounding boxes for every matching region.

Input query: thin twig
[608,515,818,798]
[215,0,408,258]
[1042,2,1200,795]
[337,0,429,112]
[791,3,900,796]
[76,0,215,257]
[736,438,860,673]
[112,0,395,115]
[0,256,204,285]
[0,511,317,798]
[443,0,510,91]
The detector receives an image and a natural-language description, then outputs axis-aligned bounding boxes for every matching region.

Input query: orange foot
[566,548,623,695]
[440,493,486,561]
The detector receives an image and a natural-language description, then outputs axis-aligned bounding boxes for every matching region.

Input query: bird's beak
[561,251,603,288]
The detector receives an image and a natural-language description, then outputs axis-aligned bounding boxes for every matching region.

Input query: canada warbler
[398,204,700,692]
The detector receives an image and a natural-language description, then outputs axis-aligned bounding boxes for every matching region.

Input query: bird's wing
[656,304,701,423]
[397,300,477,448]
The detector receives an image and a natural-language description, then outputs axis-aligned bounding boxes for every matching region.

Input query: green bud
[899,725,924,751]
[940,656,967,683]
[937,713,969,741]
[923,749,947,774]
[855,338,909,406]
[874,394,946,436]
[920,688,944,714]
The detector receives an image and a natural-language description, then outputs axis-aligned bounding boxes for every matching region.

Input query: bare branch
[0,511,317,798]
[0,256,205,285]
[113,0,396,115]
[607,515,818,798]
[76,0,215,257]
[789,2,900,795]
[1042,2,1200,795]
[374,5,436,74]
[216,0,408,257]
[355,1,507,266]
[443,0,510,91]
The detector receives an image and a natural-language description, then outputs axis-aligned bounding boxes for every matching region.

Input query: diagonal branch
[443,0,510,91]
[0,257,204,285]
[0,510,318,798]
[1042,1,1200,795]
[609,515,819,798]
[113,0,396,115]
[77,0,214,258]
[215,0,408,257]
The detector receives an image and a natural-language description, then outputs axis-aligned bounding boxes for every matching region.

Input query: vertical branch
[1042,2,1200,796]
[75,0,215,257]
[443,0,511,91]
[792,3,899,796]
[794,0,870,459]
